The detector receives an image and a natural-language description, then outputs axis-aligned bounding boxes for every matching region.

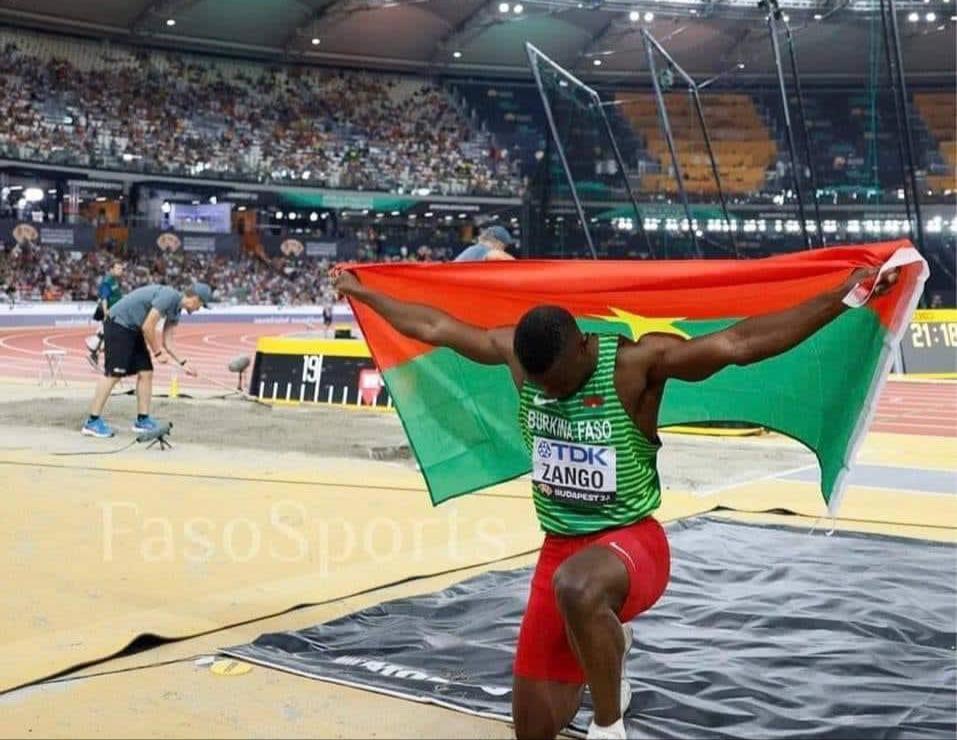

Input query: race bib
[532,436,617,507]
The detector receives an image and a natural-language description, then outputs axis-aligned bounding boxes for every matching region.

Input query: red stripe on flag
[348,241,915,371]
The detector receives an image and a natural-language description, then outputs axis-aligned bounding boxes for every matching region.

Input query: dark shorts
[513,516,670,684]
[92,304,105,322]
[103,320,152,377]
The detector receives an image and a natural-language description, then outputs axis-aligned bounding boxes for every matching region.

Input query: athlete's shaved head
[514,306,596,398]
[513,305,579,375]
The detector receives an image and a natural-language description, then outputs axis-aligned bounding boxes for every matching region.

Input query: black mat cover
[225,517,956,739]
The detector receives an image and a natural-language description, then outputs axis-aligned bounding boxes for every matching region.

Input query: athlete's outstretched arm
[333,270,513,366]
[645,267,899,383]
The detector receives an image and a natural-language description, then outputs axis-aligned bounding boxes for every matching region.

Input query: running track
[0,322,301,396]
[1,324,954,437]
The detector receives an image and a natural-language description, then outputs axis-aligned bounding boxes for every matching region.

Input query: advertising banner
[0,220,96,252]
[128,228,240,256]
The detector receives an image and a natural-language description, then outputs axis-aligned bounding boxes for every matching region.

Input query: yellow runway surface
[0,422,953,738]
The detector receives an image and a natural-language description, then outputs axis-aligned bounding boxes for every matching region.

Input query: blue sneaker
[132,416,159,434]
[82,417,114,438]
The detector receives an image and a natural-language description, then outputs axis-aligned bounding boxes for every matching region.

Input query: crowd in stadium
[0,38,520,197]
[0,240,450,306]
[0,29,953,310]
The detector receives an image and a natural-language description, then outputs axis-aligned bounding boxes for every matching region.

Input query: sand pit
[0,388,819,491]
[0,392,411,462]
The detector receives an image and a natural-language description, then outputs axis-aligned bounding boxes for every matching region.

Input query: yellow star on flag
[591,308,691,340]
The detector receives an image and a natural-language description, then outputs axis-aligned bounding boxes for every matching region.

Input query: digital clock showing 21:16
[900,310,957,375]
[909,321,957,349]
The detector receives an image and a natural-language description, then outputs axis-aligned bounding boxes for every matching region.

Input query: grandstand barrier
[1,220,96,252]
[261,235,359,259]
[128,228,241,256]
[250,336,391,408]
[0,302,355,328]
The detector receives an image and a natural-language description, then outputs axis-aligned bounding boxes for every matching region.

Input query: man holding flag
[334,261,900,740]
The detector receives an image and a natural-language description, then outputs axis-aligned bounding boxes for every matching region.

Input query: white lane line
[0,332,44,355]
[692,464,818,498]
[872,420,957,431]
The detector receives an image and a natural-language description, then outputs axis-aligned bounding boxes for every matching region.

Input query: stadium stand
[450,81,547,176]
[617,93,778,196]
[755,89,957,197]
[1,27,949,206]
[0,30,520,197]
[0,235,453,306]
[915,92,957,194]
[763,90,901,191]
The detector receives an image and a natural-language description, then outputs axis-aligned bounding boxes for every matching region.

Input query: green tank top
[518,334,661,535]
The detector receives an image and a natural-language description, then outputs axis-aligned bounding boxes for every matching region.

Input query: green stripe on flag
[662,308,885,502]
[383,349,525,502]
[384,307,886,507]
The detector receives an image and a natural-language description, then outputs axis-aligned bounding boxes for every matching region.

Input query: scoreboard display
[899,310,957,376]
[250,337,392,407]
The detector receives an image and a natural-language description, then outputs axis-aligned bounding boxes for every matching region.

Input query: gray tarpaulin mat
[224,516,956,739]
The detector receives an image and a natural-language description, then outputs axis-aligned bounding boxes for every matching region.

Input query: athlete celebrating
[333,265,897,740]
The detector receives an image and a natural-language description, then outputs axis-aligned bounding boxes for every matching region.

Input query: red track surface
[1,323,954,436]
[870,380,957,437]
[0,322,311,394]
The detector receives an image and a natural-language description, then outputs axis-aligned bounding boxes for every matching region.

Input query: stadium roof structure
[0,0,952,79]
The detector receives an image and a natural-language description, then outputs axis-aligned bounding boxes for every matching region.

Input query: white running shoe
[586,718,627,739]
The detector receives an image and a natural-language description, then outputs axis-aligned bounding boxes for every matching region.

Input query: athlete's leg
[513,536,588,738]
[552,546,630,729]
[512,677,583,740]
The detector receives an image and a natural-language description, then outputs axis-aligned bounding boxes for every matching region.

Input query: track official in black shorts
[81,282,214,438]
[102,319,153,377]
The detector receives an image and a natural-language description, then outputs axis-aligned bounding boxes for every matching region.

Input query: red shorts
[513,516,670,684]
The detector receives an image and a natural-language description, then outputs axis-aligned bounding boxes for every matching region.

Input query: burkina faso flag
[347,241,927,514]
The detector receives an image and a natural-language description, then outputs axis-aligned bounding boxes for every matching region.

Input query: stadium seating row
[617,93,778,195]
[915,92,956,191]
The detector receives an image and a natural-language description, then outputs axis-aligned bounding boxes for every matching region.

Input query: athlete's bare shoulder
[614,333,685,407]
[615,333,683,375]
[488,326,524,389]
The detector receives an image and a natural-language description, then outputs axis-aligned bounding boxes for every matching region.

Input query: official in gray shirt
[82,282,214,439]
[454,225,517,262]
[109,284,184,331]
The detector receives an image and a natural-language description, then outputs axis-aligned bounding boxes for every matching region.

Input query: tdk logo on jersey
[532,436,618,502]
[540,440,611,467]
